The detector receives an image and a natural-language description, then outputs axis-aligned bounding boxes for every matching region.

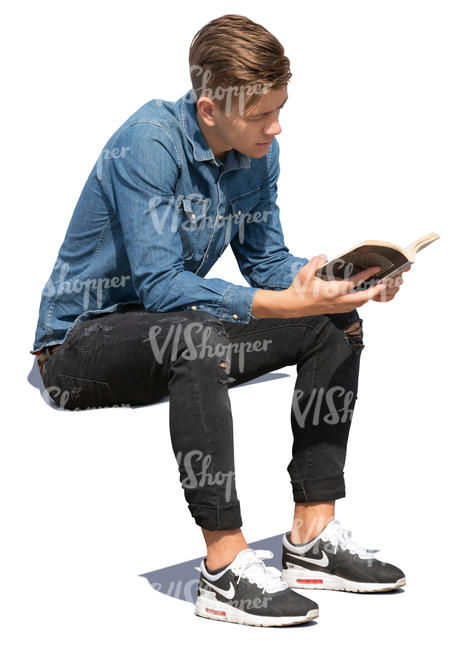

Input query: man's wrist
[251,288,289,319]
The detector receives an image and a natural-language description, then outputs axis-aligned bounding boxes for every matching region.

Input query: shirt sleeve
[104,123,258,323]
[230,137,309,290]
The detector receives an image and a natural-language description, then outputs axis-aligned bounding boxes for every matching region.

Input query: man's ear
[197,97,216,127]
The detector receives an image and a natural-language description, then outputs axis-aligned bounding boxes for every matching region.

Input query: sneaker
[195,547,319,626]
[281,519,406,593]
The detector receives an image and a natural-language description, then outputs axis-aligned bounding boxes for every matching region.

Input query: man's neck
[196,110,229,163]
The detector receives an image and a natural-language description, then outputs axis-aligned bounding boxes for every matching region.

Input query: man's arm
[103,122,258,323]
[230,138,309,292]
[229,138,387,318]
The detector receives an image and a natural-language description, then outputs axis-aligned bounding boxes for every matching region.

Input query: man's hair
[188,14,292,116]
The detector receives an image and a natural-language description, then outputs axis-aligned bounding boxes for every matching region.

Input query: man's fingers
[372,285,400,302]
[335,265,382,291]
[361,282,386,301]
[318,265,382,301]
[385,275,403,288]
[296,255,327,280]
[337,281,385,307]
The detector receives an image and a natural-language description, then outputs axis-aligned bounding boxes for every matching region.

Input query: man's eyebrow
[249,96,288,117]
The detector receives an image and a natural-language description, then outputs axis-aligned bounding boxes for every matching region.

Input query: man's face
[197,86,288,159]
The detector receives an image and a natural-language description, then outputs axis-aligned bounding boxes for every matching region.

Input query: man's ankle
[202,528,249,572]
[290,519,332,545]
[290,501,335,545]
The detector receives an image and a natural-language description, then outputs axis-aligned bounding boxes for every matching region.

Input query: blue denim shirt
[30,88,310,355]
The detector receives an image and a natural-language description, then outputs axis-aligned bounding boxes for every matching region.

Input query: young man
[31,14,408,626]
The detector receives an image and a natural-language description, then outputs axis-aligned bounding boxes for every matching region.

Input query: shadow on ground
[141,532,405,605]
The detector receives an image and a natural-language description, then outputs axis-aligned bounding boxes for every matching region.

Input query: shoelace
[322,520,380,560]
[233,549,288,595]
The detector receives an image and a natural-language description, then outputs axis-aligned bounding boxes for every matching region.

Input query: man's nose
[264,114,282,137]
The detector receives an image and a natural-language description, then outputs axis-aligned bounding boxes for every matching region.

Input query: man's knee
[343,318,364,352]
[175,313,235,382]
[320,313,365,354]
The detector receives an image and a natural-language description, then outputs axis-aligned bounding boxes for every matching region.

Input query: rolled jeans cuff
[188,502,243,530]
[291,475,346,503]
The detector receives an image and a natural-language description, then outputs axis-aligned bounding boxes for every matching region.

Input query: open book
[315,232,440,291]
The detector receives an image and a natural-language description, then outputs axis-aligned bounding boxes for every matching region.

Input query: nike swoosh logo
[287,550,329,567]
[202,579,235,599]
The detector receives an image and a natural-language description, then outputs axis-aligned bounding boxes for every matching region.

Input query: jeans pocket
[57,374,127,410]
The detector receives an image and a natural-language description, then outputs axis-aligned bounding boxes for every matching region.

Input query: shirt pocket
[178,196,211,261]
[226,189,261,249]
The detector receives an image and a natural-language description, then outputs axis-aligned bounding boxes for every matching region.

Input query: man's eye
[248,108,282,121]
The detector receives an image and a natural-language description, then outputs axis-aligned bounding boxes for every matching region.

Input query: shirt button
[191,305,197,310]
[218,214,223,221]
[232,313,238,320]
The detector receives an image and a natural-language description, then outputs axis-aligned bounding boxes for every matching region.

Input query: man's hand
[281,255,386,317]
[371,264,411,302]
[252,256,412,319]
[252,255,382,319]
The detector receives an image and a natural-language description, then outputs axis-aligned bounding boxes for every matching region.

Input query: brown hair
[188,14,292,115]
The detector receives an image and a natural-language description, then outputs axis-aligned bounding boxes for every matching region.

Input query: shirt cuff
[220,285,259,323]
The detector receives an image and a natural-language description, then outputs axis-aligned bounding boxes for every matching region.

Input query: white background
[2,1,454,648]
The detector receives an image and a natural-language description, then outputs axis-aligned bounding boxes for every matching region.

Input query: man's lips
[256,141,273,145]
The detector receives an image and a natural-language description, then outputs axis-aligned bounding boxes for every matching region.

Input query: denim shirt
[30,88,310,355]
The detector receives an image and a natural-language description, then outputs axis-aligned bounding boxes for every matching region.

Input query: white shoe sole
[195,593,319,627]
[282,568,406,593]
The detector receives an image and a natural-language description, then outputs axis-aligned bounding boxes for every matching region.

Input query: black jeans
[40,305,364,531]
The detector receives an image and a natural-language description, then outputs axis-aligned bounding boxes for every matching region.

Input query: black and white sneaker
[195,547,319,626]
[282,519,406,593]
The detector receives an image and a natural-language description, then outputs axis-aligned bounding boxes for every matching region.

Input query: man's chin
[235,143,271,159]
[246,148,271,159]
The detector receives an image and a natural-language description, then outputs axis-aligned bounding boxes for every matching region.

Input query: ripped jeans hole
[343,319,364,351]
[83,323,114,336]
[217,358,236,385]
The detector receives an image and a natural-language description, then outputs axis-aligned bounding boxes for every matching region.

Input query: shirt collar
[180,88,251,171]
